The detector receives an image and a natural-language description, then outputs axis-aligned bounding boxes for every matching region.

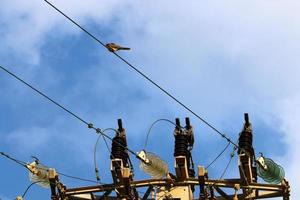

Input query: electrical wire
[205,141,231,169]
[21,181,49,198]
[208,145,238,197]
[57,172,102,184]
[0,64,144,162]
[0,152,27,166]
[0,64,140,181]
[0,1,250,190]
[43,0,239,149]
[0,65,89,126]
[0,152,102,185]
[0,152,33,173]
[219,146,237,180]
[144,118,182,150]
[93,128,118,182]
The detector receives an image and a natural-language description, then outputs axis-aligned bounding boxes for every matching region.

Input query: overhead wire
[205,141,231,169]
[93,128,118,182]
[0,0,245,161]
[57,172,102,184]
[219,146,237,180]
[0,64,139,188]
[208,145,238,197]
[0,64,144,162]
[0,65,89,126]
[21,181,49,199]
[42,0,239,149]
[0,152,33,173]
[0,152,103,184]
[144,118,182,150]
[0,3,249,196]
[1,55,243,200]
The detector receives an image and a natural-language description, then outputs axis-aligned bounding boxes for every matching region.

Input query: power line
[21,181,48,198]
[0,152,31,171]
[144,118,182,150]
[0,64,143,161]
[94,128,118,182]
[205,141,231,169]
[0,62,140,180]
[0,65,89,126]
[43,0,239,149]
[57,172,102,184]
[0,151,102,184]
[219,146,237,180]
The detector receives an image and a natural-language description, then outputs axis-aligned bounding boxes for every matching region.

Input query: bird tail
[119,47,131,50]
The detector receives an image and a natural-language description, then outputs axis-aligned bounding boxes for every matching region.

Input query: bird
[105,43,131,52]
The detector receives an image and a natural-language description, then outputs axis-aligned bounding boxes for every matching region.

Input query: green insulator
[257,157,285,184]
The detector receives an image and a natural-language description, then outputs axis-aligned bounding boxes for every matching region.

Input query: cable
[0,128,132,185]
[42,0,239,149]
[205,142,231,169]
[43,0,106,48]
[208,145,237,197]
[219,146,237,180]
[144,119,182,150]
[0,151,103,185]
[0,64,144,162]
[93,128,118,181]
[57,172,102,184]
[0,152,33,173]
[0,65,89,126]
[21,181,48,198]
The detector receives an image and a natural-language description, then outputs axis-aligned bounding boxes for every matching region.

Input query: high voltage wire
[0,65,89,126]
[0,63,146,181]
[219,146,237,180]
[43,0,239,149]
[22,181,49,198]
[0,63,234,172]
[205,141,231,170]
[0,64,142,161]
[144,118,182,150]
[0,152,99,184]
[0,1,243,180]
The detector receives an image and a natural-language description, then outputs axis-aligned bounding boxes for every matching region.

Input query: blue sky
[0,0,299,199]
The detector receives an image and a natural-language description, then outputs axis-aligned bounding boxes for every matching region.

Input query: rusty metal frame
[54,177,289,199]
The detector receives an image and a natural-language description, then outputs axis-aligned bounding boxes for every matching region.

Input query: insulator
[257,157,285,184]
[27,162,50,188]
[238,129,254,155]
[139,151,169,179]
[174,118,195,177]
[174,134,192,171]
[238,113,254,155]
[238,113,257,182]
[174,134,190,157]
[111,135,129,167]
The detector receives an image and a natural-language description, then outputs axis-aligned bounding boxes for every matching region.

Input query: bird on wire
[105,43,131,52]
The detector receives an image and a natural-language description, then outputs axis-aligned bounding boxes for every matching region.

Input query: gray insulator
[140,152,169,179]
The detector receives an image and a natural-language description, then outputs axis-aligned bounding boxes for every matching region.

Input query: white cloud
[6,127,52,153]
[275,95,300,197]
[0,0,134,64]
